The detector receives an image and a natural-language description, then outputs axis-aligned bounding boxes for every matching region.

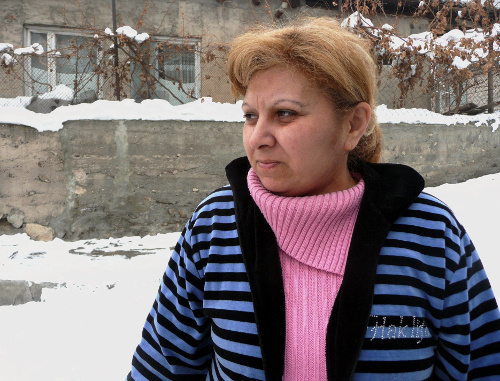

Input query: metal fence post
[488,69,493,113]
[487,37,494,113]
[112,0,121,101]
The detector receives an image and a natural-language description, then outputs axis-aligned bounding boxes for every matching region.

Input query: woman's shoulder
[396,191,469,256]
[385,192,474,276]
[409,191,463,230]
[193,185,235,213]
[188,186,237,231]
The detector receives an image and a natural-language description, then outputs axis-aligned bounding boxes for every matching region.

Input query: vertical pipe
[488,69,493,113]
[112,0,121,101]
[488,39,494,113]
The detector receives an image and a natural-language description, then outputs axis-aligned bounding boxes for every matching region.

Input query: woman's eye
[243,113,257,121]
[277,110,296,118]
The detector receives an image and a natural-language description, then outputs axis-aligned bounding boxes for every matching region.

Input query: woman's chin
[261,180,303,197]
[260,179,289,195]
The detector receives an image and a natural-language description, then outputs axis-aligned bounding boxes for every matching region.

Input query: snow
[386,31,432,53]
[0,53,14,66]
[493,23,500,36]
[0,95,32,108]
[0,233,176,381]
[0,172,498,380]
[116,26,138,39]
[1,97,500,132]
[0,42,13,53]
[116,26,150,44]
[38,84,74,101]
[441,29,465,42]
[350,7,500,70]
[377,105,500,131]
[452,55,472,69]
[459,0,500,8]
[13,43,43,55]
[104,26,148,43]
[0,97,246,131]
[376,104,475,127]
[341,11,375,29]
[0,85,73,108]
[135,33,150,44]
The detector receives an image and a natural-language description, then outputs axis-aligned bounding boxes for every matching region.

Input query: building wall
[1,0,429,48]
[1,0,430,104]
[1,0,303,46]
[0,119,497,240]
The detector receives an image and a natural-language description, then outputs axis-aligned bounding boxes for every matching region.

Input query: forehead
[244,66,321,101]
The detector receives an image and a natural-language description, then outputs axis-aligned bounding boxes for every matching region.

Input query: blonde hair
[227,17,382,164]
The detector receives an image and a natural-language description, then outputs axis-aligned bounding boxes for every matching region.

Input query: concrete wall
[0,120,498,240]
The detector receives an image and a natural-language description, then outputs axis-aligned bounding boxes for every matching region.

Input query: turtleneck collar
[247,168,365,274]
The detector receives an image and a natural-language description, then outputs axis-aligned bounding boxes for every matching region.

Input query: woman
[128,18,500,380]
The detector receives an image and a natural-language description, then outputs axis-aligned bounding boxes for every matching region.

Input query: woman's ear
[344,102,371,152]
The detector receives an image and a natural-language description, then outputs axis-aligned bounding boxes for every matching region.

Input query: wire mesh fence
[1,33,500,115]
[0,33,234,114]
[377,63,500,115]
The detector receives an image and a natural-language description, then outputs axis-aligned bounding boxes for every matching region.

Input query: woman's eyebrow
[242,99,306,109]
[273,99,306,108]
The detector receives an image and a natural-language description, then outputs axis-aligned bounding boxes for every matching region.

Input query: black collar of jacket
[225,157,425,381]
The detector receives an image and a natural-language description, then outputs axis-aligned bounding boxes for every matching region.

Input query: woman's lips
[257,160,280,170]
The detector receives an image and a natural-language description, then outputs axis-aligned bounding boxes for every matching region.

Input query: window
[25,28,201,105]
[25,27,100,103]
[131,37,201,105]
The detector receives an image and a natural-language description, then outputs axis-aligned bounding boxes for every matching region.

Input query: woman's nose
[247,117,276,149]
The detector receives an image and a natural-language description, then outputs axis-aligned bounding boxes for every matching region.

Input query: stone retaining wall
[0,120,498,240]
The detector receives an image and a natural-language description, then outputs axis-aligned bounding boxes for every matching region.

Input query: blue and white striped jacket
[128,157,500,380]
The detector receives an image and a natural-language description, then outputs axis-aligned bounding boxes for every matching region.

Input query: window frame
[131,35,201,104]
[24,26,103,99]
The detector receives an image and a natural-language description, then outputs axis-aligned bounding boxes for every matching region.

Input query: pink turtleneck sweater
[247,168,365,381]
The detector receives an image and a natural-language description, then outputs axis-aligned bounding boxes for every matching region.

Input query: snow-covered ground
[0,233,177,381]
[0,172,499,381]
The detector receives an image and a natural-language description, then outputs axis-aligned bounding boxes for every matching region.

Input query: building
[0,0,431,110]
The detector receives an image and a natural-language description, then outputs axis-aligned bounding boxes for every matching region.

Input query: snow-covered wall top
[1,97,499,132]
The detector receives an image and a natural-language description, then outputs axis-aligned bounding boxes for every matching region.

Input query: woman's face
[243,66,364,197]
